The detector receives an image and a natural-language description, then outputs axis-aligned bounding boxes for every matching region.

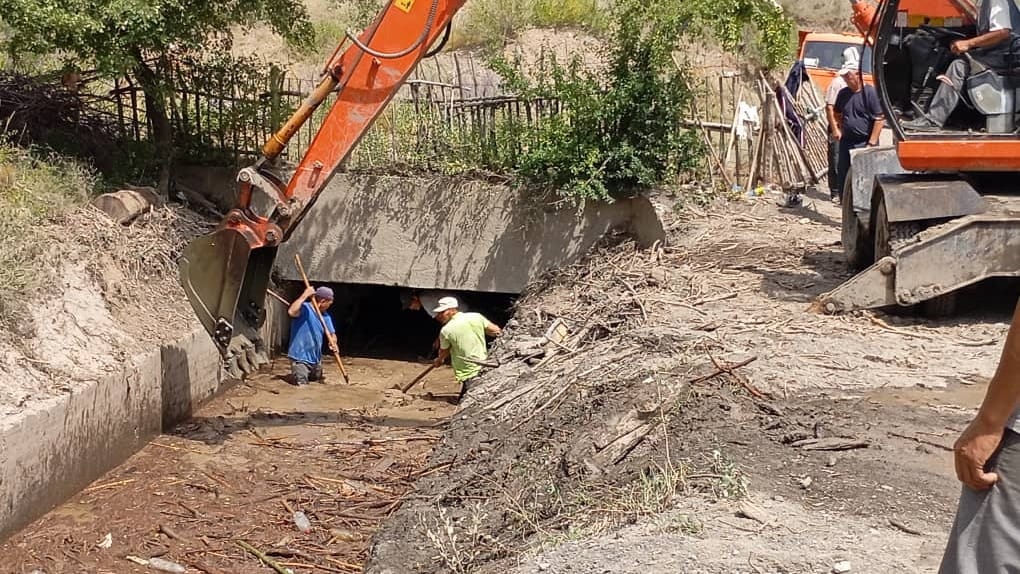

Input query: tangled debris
[365,211,771,573]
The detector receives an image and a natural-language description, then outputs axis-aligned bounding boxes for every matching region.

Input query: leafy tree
[0,0,314,190]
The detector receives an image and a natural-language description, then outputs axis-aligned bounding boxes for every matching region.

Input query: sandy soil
[4,186,1010,574]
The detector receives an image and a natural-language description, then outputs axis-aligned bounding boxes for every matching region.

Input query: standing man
[287,285,338,385]
[904,0,1020,131]
[432,296,501,398]
[939,299,1020,572]
[825,47,861,203]
[833,61,884,205]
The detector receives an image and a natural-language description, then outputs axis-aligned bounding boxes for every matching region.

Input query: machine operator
[904,0,1020,131]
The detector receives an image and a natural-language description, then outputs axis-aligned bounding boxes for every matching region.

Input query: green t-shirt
[439,312,489,382]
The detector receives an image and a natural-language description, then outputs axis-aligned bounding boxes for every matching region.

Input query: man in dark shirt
[833,62,885,205]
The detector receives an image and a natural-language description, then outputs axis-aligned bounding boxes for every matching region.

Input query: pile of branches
[0,71,120,169]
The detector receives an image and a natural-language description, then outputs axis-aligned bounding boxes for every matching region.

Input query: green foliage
[448,0,607,51]
[485,0,794,202]
[531,0,607,31]
[683,0,795,70]
[0,0,313,75]
[491,0,704,202]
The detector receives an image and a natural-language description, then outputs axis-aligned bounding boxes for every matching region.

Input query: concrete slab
[174,167,666,294]
[276,174,666,293]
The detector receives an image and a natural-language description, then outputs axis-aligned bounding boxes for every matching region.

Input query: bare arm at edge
[954,299,1020,490]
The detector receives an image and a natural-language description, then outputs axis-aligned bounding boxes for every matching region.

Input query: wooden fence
[104,53,532,170]
[98,58,815,191]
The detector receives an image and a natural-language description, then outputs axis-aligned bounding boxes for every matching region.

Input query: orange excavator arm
[178,0,467,372]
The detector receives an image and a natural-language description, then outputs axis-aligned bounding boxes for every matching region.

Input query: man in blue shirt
[833,62,885,205]
[287,285,337,385]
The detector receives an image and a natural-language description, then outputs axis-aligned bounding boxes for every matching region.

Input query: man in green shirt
[431,296,501,398]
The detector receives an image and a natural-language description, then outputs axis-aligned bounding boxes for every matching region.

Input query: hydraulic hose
[425,23,452,58]
[345,0,442,60]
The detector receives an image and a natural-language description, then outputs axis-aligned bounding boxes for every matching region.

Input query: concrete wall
[278,175,664,293]
[175,168,666,294]
[0,330,224,540]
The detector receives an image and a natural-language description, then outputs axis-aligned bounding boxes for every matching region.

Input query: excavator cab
[819,0,1020,314]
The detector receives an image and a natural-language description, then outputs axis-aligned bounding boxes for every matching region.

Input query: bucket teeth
[224,357,244,380]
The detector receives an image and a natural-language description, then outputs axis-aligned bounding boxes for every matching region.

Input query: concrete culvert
[269,282,516,361]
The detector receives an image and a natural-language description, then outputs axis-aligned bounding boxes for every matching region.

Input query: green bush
[486,0,794,202]
[531,0,607,31]
[491,0,705,202]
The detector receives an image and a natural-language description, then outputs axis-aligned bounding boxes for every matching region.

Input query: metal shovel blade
[178,226,277,358]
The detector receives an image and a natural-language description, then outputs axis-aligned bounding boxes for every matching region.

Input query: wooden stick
[237,540,291,574]
[399,364,436,393]
[723,85,745,166]
[267,289,290,305]
[294,254,350,384]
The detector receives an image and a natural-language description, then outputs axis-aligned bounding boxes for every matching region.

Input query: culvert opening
[277,282,517,360]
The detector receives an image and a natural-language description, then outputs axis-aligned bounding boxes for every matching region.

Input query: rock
[832,560,852,573]
[800,476,813,489]
[92,187,162,225]
[827,455,838,467]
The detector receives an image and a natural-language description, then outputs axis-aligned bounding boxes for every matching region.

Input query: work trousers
[940,429,1020,573]
[291,360,323,385]
[835,137,867,201]
[826,131,840,198]
[928,48,1014,126]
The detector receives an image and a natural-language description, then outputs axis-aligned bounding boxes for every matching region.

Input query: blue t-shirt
[287,302,335,365]
[835,85,883,144]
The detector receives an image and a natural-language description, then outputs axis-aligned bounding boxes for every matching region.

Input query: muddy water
[866,381,987,411]
[3,357,458,573]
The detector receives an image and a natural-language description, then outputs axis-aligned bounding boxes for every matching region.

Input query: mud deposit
[3,358,457,573]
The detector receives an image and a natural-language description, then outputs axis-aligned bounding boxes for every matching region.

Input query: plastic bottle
[293,510,312,533]
[147,558,187,573]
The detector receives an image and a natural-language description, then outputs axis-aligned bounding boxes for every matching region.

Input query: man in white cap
[825,46,861,202]
[432,296,501,397]
[833,60,884,205]
[287,285,338,385]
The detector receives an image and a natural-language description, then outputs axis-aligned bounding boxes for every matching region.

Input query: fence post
[271,64,283,133]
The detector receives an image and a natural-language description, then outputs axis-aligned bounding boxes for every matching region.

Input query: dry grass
[780,0,852,32]
[0,144,95,325]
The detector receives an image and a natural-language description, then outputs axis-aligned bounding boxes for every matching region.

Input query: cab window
[802,41,873,74]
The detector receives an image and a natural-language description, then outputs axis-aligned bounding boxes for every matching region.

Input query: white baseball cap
[432,296,459,314]
[838,62,859,77]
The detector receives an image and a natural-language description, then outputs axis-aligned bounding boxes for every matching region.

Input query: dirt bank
[3,358,457,573]
[365,187,1007,574]
[0,204,211,418]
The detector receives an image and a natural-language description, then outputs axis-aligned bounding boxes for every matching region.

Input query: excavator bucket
[178,226,274,376]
